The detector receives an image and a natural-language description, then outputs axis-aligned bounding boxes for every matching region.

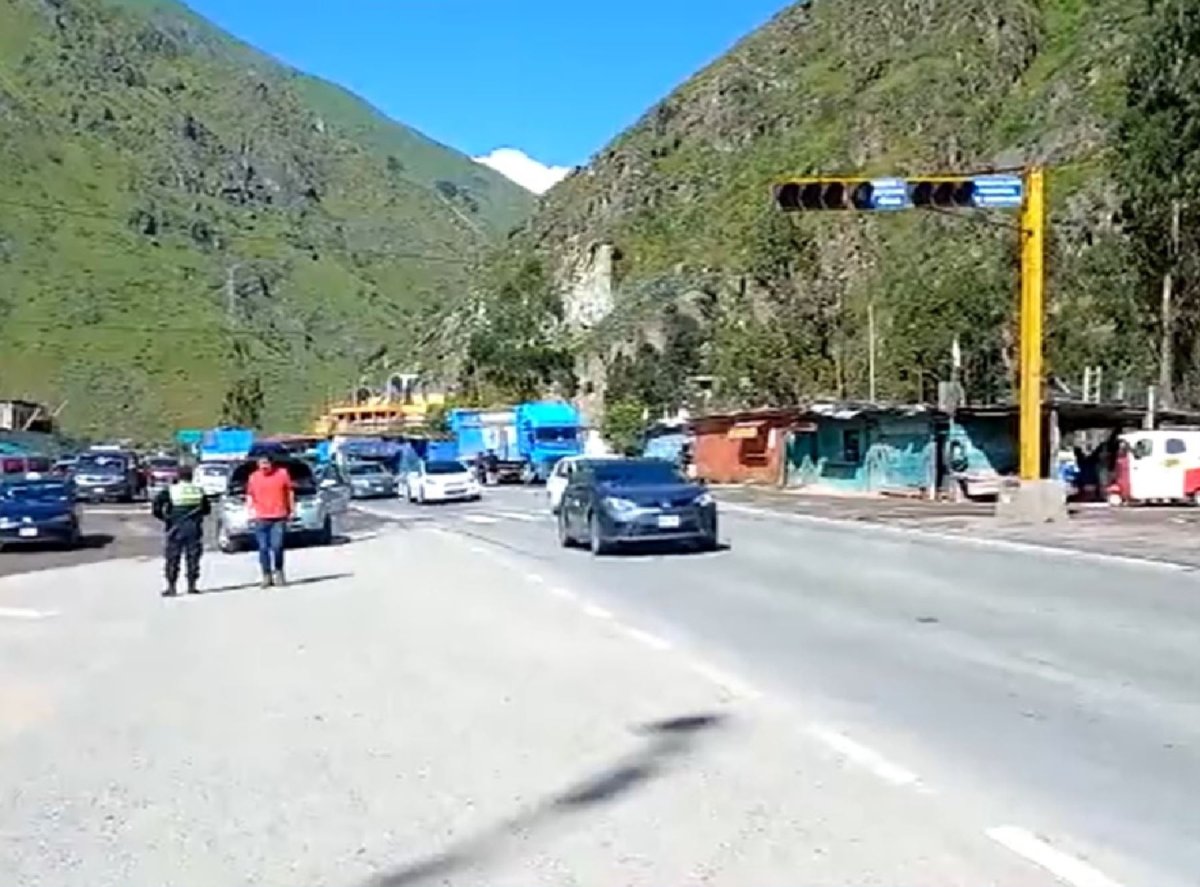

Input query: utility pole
[1017,166,1045,482]
[1159,198,1181,409]
[867,299,877,402]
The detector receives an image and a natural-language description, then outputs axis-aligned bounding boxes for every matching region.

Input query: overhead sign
[869,178,910,211]
[971,174,1023,209]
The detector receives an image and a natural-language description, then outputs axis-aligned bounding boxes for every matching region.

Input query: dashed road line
[688,659,763,701]
[986,826,1126,887]
[581,603,614,621]
[524,572,546,585]
[621,626,673,652]
[494,510,544,523]
[546,586,576,600]
[805,724,920,787]
[461,514,500,525]
[0,607,60,621]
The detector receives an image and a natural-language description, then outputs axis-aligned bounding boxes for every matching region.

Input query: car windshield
[148,458,178,470]
[535,426,577,442]
[77,458,124,475]
[349,463,386,476]
[197,463,230,476]
[1,482,72,503]
[426,461,468,475]
[592,461,684,486]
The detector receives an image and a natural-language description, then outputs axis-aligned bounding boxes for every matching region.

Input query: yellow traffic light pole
[1018,166,1045,481]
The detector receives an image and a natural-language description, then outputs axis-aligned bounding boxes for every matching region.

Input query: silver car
[345,461,398,499]
[215,459,347,553]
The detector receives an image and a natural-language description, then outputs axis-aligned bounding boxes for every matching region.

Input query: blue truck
[448,401,583,482]
[198,427,255,463]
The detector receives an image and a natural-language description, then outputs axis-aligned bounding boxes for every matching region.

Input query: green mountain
[480,0,1170,431]
[0,0,534,439]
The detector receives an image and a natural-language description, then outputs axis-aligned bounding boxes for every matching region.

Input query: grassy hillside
[490,0,1156,419]
[0,0,533,439]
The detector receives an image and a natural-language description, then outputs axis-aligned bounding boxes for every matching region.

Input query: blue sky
[181,0,791,174]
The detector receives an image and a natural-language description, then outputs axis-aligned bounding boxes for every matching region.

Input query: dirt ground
[719,486,1200,569]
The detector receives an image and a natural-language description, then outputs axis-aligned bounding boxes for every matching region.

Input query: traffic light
[907,178,975,208]
[774,179,875,212]
[774,175,1022,212]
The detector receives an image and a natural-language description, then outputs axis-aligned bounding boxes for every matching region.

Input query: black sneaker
[162,586,177,598]
[187,584,200,595]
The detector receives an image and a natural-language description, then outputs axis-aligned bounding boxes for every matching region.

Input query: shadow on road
[197,572,355,595]
[604,541,732,559]
[0,533,115,554]
[365,712,727,887]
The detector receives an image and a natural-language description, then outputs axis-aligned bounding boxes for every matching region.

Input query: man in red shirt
[246,454,294,587]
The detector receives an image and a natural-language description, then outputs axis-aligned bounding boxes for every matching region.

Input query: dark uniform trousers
[165,523,203,585]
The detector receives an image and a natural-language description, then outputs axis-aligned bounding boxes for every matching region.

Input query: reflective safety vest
[168,481,205,508]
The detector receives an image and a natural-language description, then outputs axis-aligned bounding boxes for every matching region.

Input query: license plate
[18,527,38,538]
[657,514,681,529]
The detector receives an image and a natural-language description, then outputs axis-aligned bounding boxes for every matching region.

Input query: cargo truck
[448,401,583,483]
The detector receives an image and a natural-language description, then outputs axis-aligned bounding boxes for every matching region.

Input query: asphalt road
[354,486,1200,887]
[0,486,1195,885]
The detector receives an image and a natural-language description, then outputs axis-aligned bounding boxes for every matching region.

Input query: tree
[465,255,575,401]
[221,374,264,428]
[1117,0,1200,404]
[602,399,648,455]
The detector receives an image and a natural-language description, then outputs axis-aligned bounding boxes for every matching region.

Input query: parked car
[546,455,623,514]
[314,463,353,513]
[215,458,346,553]
[73,451,143,503]
[144,456,181,499]
[345,461,398,499]
[0,476,82,550]
[557,458,718,555]
[194,460,233,499]
[0,454,53,480]
[404,459,481,504]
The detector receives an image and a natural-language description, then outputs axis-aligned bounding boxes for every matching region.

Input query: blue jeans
[254,519,286,575]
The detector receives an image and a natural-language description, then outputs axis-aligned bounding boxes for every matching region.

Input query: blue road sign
[870,177,910,211]
[971,174,1023,209]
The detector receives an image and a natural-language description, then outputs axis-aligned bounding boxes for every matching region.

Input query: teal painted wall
[786,415,935,493]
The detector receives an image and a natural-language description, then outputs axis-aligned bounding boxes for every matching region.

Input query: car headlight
[694,492,715,507]
[603,496,640,515]
[0,517,17,529]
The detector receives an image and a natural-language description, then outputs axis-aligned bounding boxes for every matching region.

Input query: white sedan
[405,459,481,504]
[546,455,624,513]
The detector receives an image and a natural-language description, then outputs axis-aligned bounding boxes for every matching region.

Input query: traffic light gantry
[771,169,1044,484]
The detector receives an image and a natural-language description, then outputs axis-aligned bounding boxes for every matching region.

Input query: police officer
[152,464,210,597]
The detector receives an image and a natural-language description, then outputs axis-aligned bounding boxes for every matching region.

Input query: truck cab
[515,401,583,482]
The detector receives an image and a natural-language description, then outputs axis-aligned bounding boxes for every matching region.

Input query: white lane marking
[0,607,60,621]
[986,826,1126,887]
[495,510,542,523]
[468,544,490,555]
[546,586,576,600]
[461,514,500,525]
[81,506,144,516]
[622,626,673,652]
[688,660,763,701]
[805,725,920,787]
[581,603,614,621]
[721,502,1189,574]
[524,573,546,586]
